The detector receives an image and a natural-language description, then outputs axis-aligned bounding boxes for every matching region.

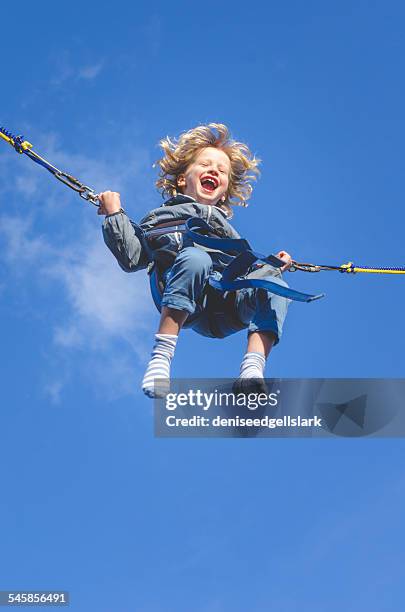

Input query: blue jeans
[160,247,290,342]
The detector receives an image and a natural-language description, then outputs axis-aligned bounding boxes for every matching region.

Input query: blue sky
[1,1,405,610]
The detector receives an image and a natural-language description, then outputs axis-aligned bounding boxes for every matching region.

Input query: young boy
[99,123,292,397]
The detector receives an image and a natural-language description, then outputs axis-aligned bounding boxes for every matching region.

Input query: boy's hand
[276,250,293,272]
[97,191,122,215]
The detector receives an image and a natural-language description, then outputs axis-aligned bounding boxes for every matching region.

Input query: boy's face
[177,147,231,206]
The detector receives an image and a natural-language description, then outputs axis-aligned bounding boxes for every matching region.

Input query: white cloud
[0,214,51,265]
[78,63,104,80]
[50,52,104,85]
[15,172,40,197]
[43,378,66,405]
[47,228,153,354]
[53,324,84,349]
[0,134,157,401]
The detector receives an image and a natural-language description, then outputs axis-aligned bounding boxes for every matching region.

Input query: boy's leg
[141,331,179,398]
[235,331,277,394]
[234,279,290,390]
[158,306,188,335]
[141,308,188,398]
[160,247,213,315]
[246,330,277,358]
[142,247,212,397]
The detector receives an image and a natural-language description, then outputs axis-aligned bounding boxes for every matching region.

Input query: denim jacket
[102,194,241,273]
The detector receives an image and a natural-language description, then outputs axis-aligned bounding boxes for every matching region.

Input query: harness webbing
[185,218,324,302]
[149,217,324,305]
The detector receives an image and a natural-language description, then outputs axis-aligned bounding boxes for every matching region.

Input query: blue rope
[0,127,25,153]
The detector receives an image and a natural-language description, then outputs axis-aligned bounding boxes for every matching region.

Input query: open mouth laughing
[200,175,219,193]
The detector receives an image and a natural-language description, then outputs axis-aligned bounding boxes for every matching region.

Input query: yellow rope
[351,267,405,274]
[340,262,405,274]
[0,130,32,152]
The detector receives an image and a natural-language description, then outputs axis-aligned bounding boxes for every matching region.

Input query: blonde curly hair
[154,123,260,217]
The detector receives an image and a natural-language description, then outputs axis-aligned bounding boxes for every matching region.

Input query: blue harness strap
[148,217,324,308]
[184,217,253,254]
[149,266,164,312]
[184,218,324,303]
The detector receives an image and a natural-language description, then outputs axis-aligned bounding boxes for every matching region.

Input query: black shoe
[232,377,269,396]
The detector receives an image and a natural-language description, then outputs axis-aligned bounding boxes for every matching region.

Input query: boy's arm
[98,191,149,272]
[102,211,150,272]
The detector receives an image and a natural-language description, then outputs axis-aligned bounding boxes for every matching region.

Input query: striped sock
[142,333,178,398]
[239,352,266,379]
[233,352,267,395]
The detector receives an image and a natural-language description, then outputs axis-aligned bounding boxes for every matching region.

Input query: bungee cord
[2,123,405,277]
[0,125,99,205]
[289,261,405,275]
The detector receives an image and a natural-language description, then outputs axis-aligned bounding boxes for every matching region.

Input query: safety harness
[146,217,325,309]
[2,123,405,304]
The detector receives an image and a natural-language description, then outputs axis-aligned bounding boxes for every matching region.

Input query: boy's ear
[177,175,186,188]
